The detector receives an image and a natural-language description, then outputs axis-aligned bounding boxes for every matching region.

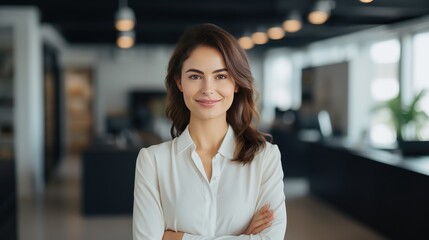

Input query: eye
[216,74,228,80]
[189,75,201,80]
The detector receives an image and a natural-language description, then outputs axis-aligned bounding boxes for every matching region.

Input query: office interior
[1,1,429,239]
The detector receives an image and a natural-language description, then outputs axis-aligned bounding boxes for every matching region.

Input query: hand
[163,230,184,240]
[243,204,274,235]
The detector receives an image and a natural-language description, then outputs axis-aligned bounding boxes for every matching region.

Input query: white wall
[262,48,299,124]
[96,47,173,134]
[63,46,173,134]
[247,51,264,98]
[0,7,44,199]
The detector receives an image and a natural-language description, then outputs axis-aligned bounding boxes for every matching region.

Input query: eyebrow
[185,68,228,74]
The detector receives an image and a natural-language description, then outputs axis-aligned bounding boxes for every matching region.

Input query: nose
[201,78,214,95]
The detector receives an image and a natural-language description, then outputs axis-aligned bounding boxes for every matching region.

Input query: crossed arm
[163,204,275,240]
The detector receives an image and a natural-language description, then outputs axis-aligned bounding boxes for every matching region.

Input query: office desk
[81,146,140,215]
[305,139,429,239]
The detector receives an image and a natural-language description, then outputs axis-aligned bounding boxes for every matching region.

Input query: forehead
[182,45,226,71]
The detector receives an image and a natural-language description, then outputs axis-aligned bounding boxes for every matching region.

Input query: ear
[234,86,239,93]
[175,77,183,92]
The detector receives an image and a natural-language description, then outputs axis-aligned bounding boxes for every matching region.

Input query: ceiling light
[252,30,268,45]
[308,0,336,25]
[117,31,135,49]
[360,0,374,3]
[282,11,302,33]
[115,0,135,31]
[267,26,285,40]
[238,36,254,50]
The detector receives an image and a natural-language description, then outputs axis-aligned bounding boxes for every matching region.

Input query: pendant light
[238,31,254,50]
[252,27,269,45]
[308,0,336,25]
[267,26,285,40]
[283,11,302,33]
[117,31,135,49]
[115,0,136,31]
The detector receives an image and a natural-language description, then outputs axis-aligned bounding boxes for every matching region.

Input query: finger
[248,212,273,234]
[252,220,273,234]
[252,211,273,228]
[246,207,273,234]
[256,208,273,219]
[252,222,272,234]
[253,210,274,224]
[259,204,270,213]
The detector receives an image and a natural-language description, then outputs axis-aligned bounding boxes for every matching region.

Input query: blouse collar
[176,124,235,159]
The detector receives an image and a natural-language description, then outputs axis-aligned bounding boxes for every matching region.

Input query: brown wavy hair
[165,23,267,164]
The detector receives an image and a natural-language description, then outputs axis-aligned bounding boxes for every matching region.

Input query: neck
[188,117,228,153]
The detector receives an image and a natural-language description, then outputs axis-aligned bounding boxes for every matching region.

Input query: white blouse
[133,125,287,239]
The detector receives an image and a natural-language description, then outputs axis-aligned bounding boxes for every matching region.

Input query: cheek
[181,83,197,98]
[181,85,197,108]
[222,83,237,98]
[182,90,192,103]
[222,88,236,108]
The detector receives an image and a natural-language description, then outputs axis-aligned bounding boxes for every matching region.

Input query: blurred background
[1,0,429,239]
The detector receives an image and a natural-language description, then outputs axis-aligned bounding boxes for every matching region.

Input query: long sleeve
[183,234,259,239]
[182,144,287,240]
[255,144,287,238]
[133,148,165,240]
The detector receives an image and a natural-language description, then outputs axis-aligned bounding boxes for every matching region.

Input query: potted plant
[385,90,427,140]
[381,89,429,155]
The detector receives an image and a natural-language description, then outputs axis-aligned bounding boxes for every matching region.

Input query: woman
[133,23,286,240]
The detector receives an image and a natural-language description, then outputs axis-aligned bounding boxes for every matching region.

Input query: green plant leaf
[374,89,427,140]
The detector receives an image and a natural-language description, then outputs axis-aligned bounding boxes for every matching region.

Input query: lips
[196,99,221,107]
[197,99,220,103]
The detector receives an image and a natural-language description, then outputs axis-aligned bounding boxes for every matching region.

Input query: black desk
[305,139,429,239]
[0,160,17,239]
[81,146,140,215]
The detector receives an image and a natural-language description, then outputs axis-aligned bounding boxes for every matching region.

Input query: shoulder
[256,141,281,160]
[144,140,174,156]
[251,141,281,168]
[136,140,174,165]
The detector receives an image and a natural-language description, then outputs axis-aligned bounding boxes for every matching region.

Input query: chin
[193,111,227,121]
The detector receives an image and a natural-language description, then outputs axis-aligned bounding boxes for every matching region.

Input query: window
[263,54,293,122]
[369,39,401,146]
[412,32,429,140]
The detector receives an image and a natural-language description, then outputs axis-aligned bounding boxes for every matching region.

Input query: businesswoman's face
[176,45,237,123]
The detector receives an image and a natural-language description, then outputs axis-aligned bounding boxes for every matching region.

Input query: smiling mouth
[196,99,221,104]
[196,99,221,107]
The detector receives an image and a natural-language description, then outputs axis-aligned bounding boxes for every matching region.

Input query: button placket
[211,154,221,194]
[204,154,220,235]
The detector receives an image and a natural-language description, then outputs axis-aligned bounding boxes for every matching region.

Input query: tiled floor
[18,155,387,240]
